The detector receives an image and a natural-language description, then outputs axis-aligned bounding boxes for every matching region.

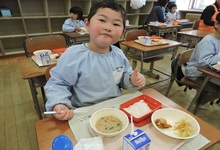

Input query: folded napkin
[74,136,104,150]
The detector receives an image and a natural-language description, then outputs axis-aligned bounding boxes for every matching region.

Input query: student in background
[185,12,220,110]
[198,0,220,31]
[144,0,170,25]
[166,3,180,21]
[45,0,146,121]
[62,6,85,32]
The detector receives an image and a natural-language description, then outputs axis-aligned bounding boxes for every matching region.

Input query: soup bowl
[90,108,129,137]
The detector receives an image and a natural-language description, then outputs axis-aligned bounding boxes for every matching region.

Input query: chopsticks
[44,108,88,115]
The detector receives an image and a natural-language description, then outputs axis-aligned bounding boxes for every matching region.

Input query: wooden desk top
[35,88,220,150]
[121,40,182,52]
[198,65,220,79]
[178,30,213,38]
[17,57,48,79]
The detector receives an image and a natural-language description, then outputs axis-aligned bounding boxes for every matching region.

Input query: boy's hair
[69,6,83,20]
[169,3,177,10]
[87,0,127,29]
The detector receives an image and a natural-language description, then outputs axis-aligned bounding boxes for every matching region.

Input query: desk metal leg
[187,76,210,114]
[140,52,144,73]
[28,79,43,119]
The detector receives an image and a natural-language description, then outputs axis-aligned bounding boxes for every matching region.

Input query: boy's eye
[99,19,106,23]
[113,23,120,27]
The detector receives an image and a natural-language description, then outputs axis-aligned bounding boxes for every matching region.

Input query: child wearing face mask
[45,0,146,121]
[62,6,85,32]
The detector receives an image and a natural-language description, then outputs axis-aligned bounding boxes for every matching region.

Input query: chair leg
[144,62,160,79]
[165,76,175,96]
[216,98,220,104]
[210,98,220,105]
[184,86,188,92]
[124,47,129,56]
[132,60,137,70]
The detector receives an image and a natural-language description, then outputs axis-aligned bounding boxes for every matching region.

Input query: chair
[192,20,200,30]
[24,34,67,57]
[179,20,200,49]
[45,63,57,81]
[124,29,164,79]
[23,34,67,104]
[165,49,200,97]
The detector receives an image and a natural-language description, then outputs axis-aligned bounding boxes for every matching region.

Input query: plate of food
[50,53,61,62]
[151,108,200,140]
[135,38,169,46]
[77,27,89,35]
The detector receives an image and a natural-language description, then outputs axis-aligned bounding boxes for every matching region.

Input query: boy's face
[171,7,177,13]
[69,13,78,20]
[85,8,124,49]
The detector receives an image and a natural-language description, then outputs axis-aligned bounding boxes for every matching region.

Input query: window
[176,0,191,11]
[192,0,215,9]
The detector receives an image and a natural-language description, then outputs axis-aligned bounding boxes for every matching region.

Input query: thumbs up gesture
[130,68,146,88]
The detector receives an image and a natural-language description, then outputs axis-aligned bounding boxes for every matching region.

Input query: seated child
[45,0,146,121]
[166,3,180,21]
[62,6,85,32]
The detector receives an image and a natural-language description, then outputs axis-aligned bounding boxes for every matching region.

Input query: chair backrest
[192,20,200,30]
[172,49,194,86]
[178,49,194,66]
[45,63,57,81]
[125,29,148,41]
[23,34,67,57]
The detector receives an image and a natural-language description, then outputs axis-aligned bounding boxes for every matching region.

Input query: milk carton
[123,129,151,150]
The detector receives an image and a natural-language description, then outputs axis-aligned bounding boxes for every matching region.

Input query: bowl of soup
[90,108,129,137]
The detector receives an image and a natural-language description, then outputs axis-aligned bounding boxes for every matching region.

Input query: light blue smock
[62,19,85,32]
[185,34,220,80]
[45,44,137,111]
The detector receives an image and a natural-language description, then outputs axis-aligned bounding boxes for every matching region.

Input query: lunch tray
[135,40,169,47]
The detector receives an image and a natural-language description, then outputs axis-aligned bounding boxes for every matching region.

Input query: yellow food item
[174,119,194,137]
[95,116,122,133]
[155,118,172,129]
[151,39,163,44]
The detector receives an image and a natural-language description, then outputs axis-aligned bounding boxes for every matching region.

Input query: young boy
[45,0,146,121]
[62,6,85,32]
[166,3,180,21]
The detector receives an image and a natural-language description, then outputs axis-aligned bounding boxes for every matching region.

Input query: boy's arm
[62,19,76,32]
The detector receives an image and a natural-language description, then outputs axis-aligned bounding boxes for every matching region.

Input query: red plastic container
[52,48,67,53]
[120,94,162,127]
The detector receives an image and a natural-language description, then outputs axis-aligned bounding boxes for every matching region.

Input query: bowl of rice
[120,94,162,127]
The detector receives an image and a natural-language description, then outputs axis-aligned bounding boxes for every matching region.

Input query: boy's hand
[53,104,73,121]
[130,68,146,88]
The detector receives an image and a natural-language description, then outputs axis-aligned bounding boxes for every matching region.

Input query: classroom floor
[0,46,219,150]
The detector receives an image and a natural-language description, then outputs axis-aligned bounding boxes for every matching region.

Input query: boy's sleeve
[62,19,76,32]
[79,20,86,27]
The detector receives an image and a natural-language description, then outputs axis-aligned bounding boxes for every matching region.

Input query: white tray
[135,40,169,46]
[32,55,56,67]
